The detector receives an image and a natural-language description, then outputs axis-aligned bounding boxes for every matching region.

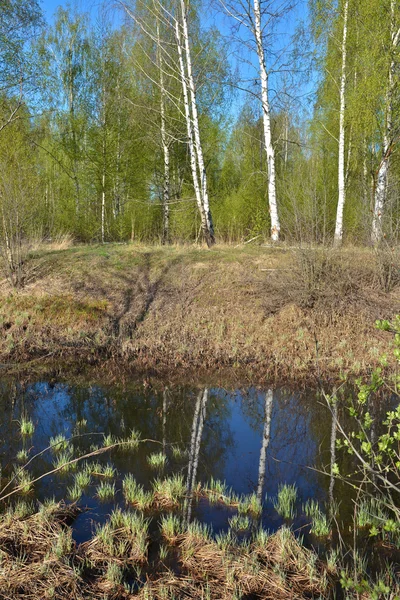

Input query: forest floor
[0,242,399,385]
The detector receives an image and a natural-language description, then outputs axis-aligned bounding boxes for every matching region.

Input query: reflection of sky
[0,378,337,541]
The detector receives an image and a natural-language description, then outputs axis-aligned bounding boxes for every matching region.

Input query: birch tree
[371,0,400,244]
[333,0,349,246]
[177,0,215,245]
[156,19,171,244]
[219,0,295,241]
[0,0,42,134]
[119,0,221,246]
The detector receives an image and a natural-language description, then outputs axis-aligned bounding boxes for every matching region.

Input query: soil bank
[0,243,398,385]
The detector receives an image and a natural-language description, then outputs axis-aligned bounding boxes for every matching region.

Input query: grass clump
[15,468,33,495]
[8,500,35,519]
[153,474,186,508]
[49,433,69,454]
[87,508,149,566]
[147,452,167,471]
[186,520,212,543]
[171,445,188,460]
[229,514,251,531]
[303,499,330,537]
[274,484,297,520]
[105,562,124,586]
[20,417,34,437]
[123,475,153,510]
[357,497,389,529]
[206,477,228,504]
[159,514,183,543]
[103,434,117,448]
[67,483,82,502]
[122,429,141,451]
[52,448,76,473]
[102,463,117,479]
[238,492,262,516]
[96,481,116,502]
[16,449,29,463]
[52,528,73,559]
[74,469,91,489]
[215,529,235,551]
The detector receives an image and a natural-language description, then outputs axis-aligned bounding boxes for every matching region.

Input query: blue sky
[38,0,314,118]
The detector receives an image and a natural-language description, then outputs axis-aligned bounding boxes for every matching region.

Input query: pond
[0,376,398,598]
[0,379,370,537]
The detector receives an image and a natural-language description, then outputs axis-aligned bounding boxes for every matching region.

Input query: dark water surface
[0,379,385,547]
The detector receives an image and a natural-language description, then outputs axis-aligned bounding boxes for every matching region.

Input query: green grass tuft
[153,474,186,507]
[273,484,297,520]
[238,493,262,516]
[147,452,167,471]
[49,434,69,454]
[67,483,82,502]
[52,448,76,473]
[123,475,153,510]
[229,514,251,531]
[20,417,34,437]
[97,481,116,501]
[303,499,330,537]
[16,449,29,463]
[159,514,183,542]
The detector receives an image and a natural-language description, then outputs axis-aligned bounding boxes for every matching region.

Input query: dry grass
[138,525,333,599]
[0,243,398,383]
[0,502,84,600]
[1,499,393,599]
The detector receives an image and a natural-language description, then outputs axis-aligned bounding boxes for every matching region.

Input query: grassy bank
[0,243,398,383]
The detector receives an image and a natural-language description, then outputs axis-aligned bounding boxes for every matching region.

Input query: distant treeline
[1,0,400,251]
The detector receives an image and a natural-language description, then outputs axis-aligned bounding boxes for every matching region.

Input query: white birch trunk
[175,20,208,238]
[157,21,170,245]
[256,389,274,503]
[372,0,400,244]
[179,0,215,246]
[253,0,280,241]
[334,0,349,247]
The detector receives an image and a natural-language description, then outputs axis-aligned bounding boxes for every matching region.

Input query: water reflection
[185,388,208,522]
[0,378,361,537]
[256,389,273,503]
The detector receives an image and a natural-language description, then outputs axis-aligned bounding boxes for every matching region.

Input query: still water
[0,378,364,546]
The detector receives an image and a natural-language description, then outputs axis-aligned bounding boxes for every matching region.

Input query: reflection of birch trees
[329,398,338,507]
[256,389,273,503]
[162,388,168,456]
[185,388,208,521]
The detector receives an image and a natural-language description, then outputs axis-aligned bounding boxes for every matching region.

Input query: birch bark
[175,19,210,243]
[179,0,215,246]
[157,21,170,244]
[334,0,349,247]
[371,0,400,244]
[253,0,280,241]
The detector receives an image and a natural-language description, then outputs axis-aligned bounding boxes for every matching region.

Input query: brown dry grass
[0,243,398,383]
[139,525,332,599]
[0,501,335,600]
